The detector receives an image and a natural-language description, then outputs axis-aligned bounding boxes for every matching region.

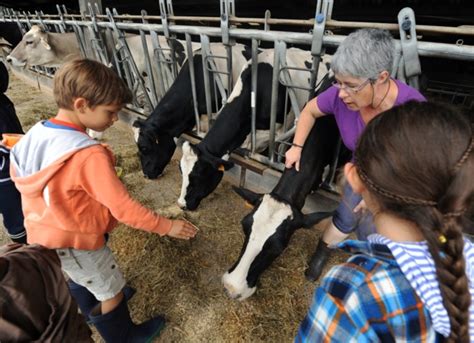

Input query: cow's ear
[132,119,145,128]
[218,159,234,171]
[201,152,233,171]
[40,37,51,50]
[301,211,333,228]
[232,186,263,206]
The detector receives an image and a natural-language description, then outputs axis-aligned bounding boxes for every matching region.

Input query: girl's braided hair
[355,101,473,342]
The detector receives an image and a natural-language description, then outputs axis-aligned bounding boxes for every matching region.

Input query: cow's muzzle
[6,56,26,67]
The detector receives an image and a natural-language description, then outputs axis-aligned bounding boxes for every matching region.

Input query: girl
[296,101,473,342]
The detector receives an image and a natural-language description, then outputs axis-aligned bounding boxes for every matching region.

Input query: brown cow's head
[7,25,58,67]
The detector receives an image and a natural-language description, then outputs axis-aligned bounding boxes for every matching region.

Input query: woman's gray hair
[331,28,395,80]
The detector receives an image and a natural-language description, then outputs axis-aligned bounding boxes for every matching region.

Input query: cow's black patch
[241,44,263,61]
[304,60,312,69]
[170,39,186,67]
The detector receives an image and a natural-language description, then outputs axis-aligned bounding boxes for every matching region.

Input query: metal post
[79,0,102,17]
[141,10,167,100]
[220,0,235,90]
[185,33,201,134]
[268,41,282,162]
[199,34,214,122]
[398,7,421,90]
[56,5,66,33]
[308,0,329,101]
[250,38,259,154]
[159,0,178,78]
[35,10,48,31]
[106,7,153,110]
[87,3,109,64]
[13,10,26,34]
[138,11,158,107]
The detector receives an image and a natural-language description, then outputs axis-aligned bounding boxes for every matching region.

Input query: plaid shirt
[295,240,443,343]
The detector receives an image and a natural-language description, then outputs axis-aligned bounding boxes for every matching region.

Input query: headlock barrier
[1,0,473,195]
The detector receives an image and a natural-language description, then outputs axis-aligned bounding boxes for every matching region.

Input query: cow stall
[1,1,473,202]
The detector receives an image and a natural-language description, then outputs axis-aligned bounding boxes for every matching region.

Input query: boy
[0,61,26,244]
[10,58,198,342]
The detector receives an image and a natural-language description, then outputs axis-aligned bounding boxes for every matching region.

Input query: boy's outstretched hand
[167,219,198,240]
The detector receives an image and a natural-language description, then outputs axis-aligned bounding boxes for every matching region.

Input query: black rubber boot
[90,297,166,343]
[10,235,27,244]
[305,239,332,282]
[68,280,136,323]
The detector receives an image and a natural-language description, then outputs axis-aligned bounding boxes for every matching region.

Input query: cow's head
[222,187,332,300]
[178,141,233,211]
[133,119,177,179]
[7,25,55,67]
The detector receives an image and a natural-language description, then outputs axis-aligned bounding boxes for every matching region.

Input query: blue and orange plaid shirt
[295,240,443,342]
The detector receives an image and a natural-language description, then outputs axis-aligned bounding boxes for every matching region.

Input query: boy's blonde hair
[54,58,133,110]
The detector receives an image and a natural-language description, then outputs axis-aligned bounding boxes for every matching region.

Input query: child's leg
[0,182,26,243]
[66,276,135,322]
[57,246,127,312]
[101,290,124,314]
[55,245,165,341]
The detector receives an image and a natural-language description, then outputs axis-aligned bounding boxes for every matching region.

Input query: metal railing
[1,0,473,187]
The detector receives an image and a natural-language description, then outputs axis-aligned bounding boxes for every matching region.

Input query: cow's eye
[25,40,34,45]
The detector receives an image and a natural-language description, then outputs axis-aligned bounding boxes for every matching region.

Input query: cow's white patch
[222,195,293,300]
[226,63,249,104]
[132,126,140,143]
[240,124,283,153]
[177,141,198,208]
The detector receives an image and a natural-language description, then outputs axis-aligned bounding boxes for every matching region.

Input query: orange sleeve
[76,147,172,236]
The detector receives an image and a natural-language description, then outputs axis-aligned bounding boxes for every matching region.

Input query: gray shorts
[56,245,126,301]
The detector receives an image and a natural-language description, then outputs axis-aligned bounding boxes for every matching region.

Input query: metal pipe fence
[1,0,473,184]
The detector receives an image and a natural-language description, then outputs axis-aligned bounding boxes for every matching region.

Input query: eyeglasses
[332,78,372,94]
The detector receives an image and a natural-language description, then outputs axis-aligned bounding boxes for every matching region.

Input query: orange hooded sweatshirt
[10,120,172,250]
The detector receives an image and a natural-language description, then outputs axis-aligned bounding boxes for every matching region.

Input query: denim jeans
[332,182,375,240]
[0,181,26,242]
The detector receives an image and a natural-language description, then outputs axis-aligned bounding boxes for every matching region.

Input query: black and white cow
[222,114,341,300]
[133,43,252,179]
[177,48,330,210]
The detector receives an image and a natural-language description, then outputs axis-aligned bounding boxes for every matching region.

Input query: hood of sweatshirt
[10,121,99,197]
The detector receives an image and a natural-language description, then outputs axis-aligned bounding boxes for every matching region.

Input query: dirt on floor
[1,72,349,342]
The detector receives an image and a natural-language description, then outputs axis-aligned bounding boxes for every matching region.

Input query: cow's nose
[177,199,187,210]
[223,286,241,300]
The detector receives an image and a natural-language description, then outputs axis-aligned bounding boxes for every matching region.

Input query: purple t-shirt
[316,79,426,152]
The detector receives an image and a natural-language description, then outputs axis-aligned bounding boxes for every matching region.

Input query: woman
[296,101,473,342]
[285,28,426,281]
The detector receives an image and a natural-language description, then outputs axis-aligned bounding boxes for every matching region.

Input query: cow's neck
[147,65,196,137]
[272,116,340,209]
[197,84,252,158]
[151,96,195,137]
[48,33,80,61]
